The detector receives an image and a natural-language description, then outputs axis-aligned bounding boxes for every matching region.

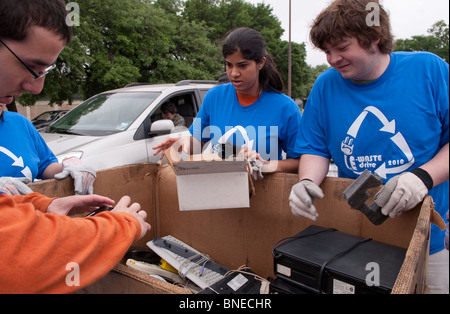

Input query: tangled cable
[178,253,212,279]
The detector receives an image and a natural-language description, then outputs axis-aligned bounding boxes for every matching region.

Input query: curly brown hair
[310,0,394,54]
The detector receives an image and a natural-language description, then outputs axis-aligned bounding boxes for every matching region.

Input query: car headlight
[56,151,83,163]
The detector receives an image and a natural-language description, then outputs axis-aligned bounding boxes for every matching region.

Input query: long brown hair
[222,27,284,93]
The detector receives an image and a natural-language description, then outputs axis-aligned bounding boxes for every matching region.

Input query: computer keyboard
[147,235,229,290]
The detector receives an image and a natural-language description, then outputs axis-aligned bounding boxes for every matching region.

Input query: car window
[32,111,57,122]
[134,92,198,141]
[198,89,210,103]
[150,93,197,128]
[48,92,160,136]
[57,111,67,119]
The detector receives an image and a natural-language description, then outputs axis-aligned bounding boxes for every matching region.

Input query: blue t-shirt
[190,83,302,161]
[0,111,57,181]
[299,52,449,254]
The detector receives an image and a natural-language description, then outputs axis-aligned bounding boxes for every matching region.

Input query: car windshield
[32,111,59,122]
[47,92,160,136]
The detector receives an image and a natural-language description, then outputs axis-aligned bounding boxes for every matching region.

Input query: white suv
[41,81,217,171]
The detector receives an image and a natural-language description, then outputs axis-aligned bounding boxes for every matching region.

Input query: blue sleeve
[190,88,214,142]
[0,112,57,181]
[283,102,303,159]
[435,58,449,147]
[28,123,58,179]
[297,73,332,159]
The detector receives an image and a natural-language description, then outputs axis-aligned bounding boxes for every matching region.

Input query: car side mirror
[149,119,174,137]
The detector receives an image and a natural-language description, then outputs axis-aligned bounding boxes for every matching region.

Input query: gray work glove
[374,169,431,218]
[247,159,264,181]
[289,179,324,220]
[0,177,33,195]
[54,157,96,195]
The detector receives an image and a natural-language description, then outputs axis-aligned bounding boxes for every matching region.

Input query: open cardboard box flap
[29,163,443,294]
[163,146,255,211]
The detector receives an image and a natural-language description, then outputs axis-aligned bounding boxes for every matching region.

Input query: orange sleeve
[0,194,141,294]
[8,192,56,212]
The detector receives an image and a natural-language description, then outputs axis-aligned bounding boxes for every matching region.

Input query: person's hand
[0,177,32,195]
[374,171,430,218]
[289,179,324,220]
[47,194,115,216]
[239,148,266,180]
[111,196,151,240]
[248,159,264,180]
[153,137,191,159]
[54,157,96,195]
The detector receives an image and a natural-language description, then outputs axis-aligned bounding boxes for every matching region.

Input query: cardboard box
[164,148,251,211]
[29,163,443,294]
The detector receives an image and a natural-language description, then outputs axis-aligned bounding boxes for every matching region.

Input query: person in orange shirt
[0,192,150,293]
[0,0,151,293]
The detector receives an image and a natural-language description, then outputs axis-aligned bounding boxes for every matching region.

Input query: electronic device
[269,277,312,294]
[127,249,158,264]
[198,270,263,294]
[85,206,113,217]
[147,235,229,290]
[272,225,407,294]
[343,169,387,225]
[125,258,186,284]
[218,142,242,159]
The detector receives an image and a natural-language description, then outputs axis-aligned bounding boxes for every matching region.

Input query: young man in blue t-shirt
[289,0,449,293]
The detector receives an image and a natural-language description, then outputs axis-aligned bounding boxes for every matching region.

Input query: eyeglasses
[0,39,56,80]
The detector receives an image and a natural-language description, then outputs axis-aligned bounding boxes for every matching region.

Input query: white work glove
[247,158,264,181]
[54,157,96,195]
[289,179,324,220]
[374,169,432,218]
[0,177,33,195]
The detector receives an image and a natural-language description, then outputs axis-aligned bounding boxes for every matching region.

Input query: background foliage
[394,20,449,63]
[17,0,449,107]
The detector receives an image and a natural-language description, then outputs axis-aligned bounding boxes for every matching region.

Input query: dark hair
[161,102,178,115]
[218,72,229,84]
[222,27,284,93]
[0,0,72,44]
[310,0,394,54]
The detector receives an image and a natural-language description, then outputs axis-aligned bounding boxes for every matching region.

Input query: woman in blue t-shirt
[153,27,302,177]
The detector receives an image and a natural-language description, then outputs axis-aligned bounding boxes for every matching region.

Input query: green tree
[268,40,310,99]
[394,20,449,63]
[79,0,181,96]
[304,64,330,101]
[182,0,310,99]
[17,0,314,105]
[18,0,221,105]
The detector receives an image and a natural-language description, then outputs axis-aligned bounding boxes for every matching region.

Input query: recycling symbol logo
[203,125,255,154]
[341,106,415,179]
[0,146,32,181]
